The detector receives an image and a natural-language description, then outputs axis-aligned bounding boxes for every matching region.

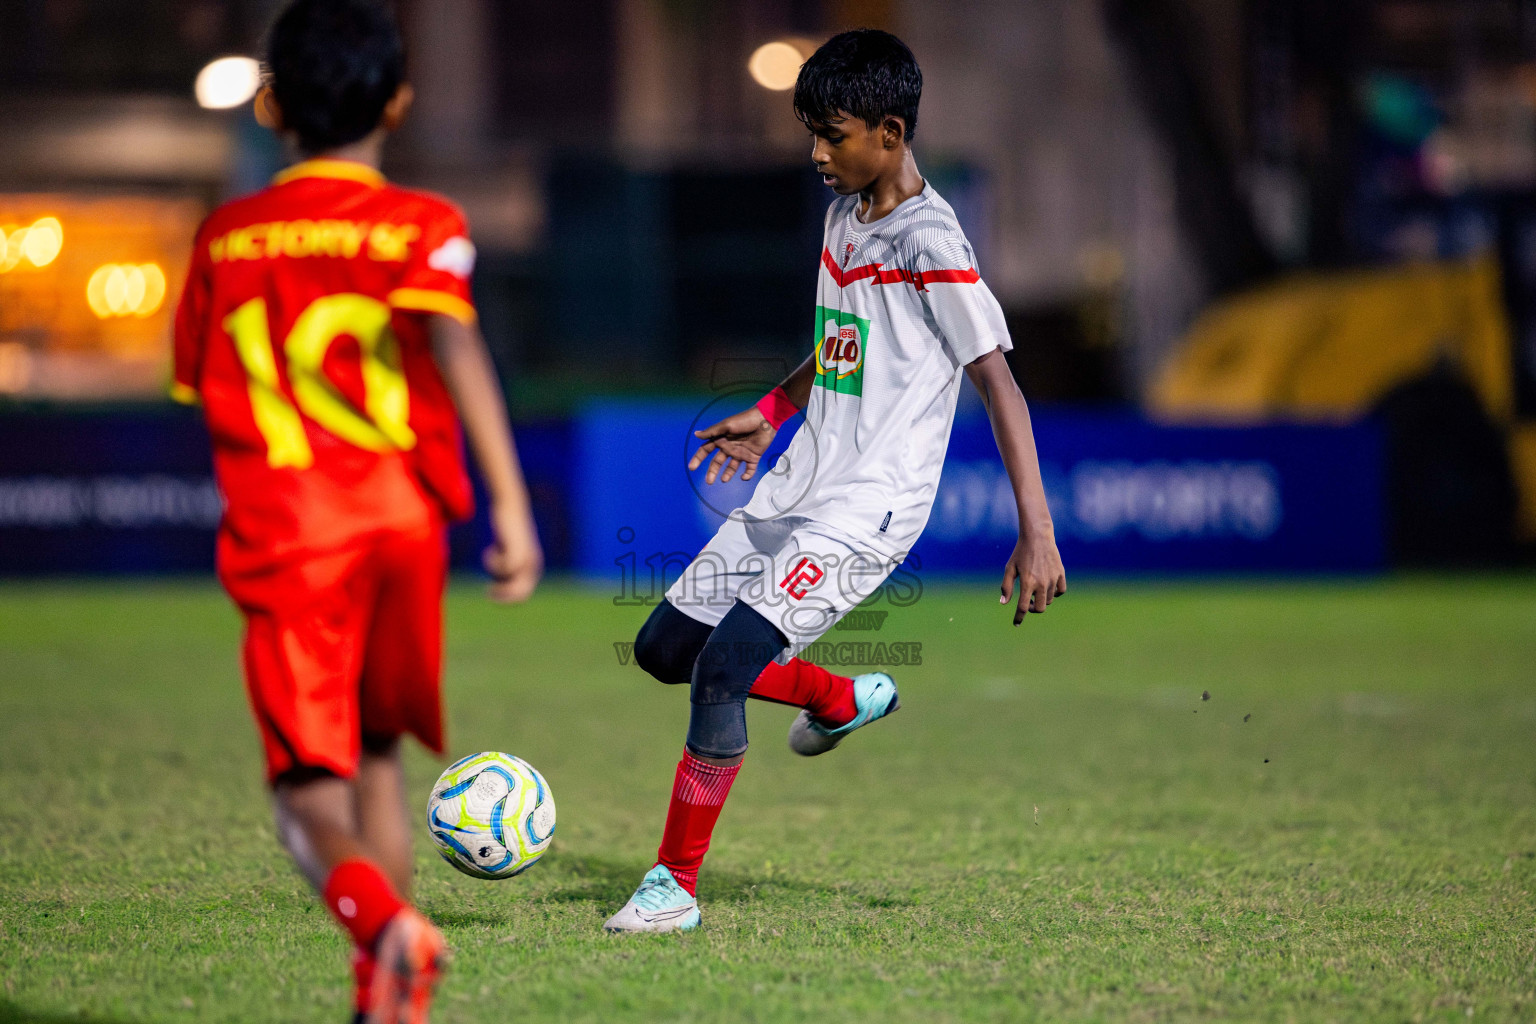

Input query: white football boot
[603,864,701,933]
[787,671,900,756]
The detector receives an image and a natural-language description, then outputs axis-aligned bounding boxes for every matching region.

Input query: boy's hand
[688,409,776,484]
[999,531,1066,626]
[484,502,543,604]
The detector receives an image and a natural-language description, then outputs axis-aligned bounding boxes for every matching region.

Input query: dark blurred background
[2,0,1533,574]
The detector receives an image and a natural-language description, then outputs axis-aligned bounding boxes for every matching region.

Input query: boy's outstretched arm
[688,355,817,484]
[429,314,543,603]
[964,349,1066,625]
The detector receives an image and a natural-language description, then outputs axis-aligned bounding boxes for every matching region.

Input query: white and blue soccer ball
[426,752,555,879]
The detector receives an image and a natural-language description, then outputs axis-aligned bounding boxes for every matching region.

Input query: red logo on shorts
[778,557,824,601]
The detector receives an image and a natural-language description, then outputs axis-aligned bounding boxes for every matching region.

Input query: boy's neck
[293,130,386,171]
[857,148,924,224]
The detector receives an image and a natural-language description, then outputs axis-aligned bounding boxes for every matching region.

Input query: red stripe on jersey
[919,267,985,284]
[820,246,980,291]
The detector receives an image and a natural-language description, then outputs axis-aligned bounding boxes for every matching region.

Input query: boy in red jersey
[172,2,541,1019]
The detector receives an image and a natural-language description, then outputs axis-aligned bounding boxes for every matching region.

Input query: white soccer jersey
[743,181,1012,554]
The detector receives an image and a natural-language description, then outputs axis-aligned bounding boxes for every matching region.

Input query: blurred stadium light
[0,217,64,271]
[0,196,199,400]
[194,56,261,110]
[748,40,812,91]
[86,263,168,320]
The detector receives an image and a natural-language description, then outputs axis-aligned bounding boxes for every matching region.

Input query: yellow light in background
[21,216,61,267]
[195,56,261,110]
[137,263,167,317]
[0,194,200,399]
[102,266,129,314]
[123,265,147,312]
[0,226,22,273]
[86,264,112,318]
[0,217,64,272]
[88,262,167,318]
[748,40,807,91]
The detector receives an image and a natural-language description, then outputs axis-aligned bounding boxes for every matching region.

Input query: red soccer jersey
[173,159,477,575]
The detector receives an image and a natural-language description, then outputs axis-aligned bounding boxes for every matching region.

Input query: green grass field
[1,578,1533,1023]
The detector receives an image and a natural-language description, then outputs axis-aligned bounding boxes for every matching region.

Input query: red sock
[323,859,406,951]
[749,658,857,727]
[655,749,741,896]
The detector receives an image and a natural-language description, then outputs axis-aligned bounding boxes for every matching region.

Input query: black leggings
[632,599,787,759]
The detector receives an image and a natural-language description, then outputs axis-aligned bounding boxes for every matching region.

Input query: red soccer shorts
[225,524,449,785]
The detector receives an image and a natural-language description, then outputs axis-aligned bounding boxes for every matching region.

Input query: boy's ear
[382,84,415,132]
[254,86,283,131]
[882,114,907,148]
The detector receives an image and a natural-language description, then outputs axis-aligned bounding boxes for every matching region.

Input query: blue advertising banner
[572,400,1384,586]
[0,409,574,574]
[932,410,1384,573]
[0,403,1382,577]
[0,408,220,573]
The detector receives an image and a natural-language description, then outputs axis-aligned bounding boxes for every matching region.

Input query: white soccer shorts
[663,514,901,660]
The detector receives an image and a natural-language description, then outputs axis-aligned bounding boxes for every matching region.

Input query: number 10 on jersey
[222,293,417,469]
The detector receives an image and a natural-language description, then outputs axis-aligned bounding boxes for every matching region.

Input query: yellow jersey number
[222,294,416,469]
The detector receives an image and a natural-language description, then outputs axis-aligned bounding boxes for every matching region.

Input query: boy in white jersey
[604,29,1066,934]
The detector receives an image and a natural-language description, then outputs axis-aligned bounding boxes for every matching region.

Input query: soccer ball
[426,752,555,879]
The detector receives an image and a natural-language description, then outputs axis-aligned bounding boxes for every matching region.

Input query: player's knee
[688,640,742,706]
[273,763,338,794]
[688,601,787,707]
[632,626,690,685]
[685,701,748,760]
[633,603,706,686]
[360,731,400,757]
[272,766,351,831]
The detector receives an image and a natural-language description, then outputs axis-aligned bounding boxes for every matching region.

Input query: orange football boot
[350,948,375,1024]
[365,909,447,1024]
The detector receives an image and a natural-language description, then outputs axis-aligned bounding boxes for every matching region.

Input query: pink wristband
[755,387,799,429]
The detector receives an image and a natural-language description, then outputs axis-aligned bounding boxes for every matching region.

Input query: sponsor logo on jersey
[777,556,824,601]
[812,304,869,397]
[427,236,476,278]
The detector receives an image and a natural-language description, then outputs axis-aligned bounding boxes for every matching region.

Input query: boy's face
[807,112,906,195]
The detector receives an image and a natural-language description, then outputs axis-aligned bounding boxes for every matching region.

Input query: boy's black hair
[793,29,922,142]
[265,0,405,154]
